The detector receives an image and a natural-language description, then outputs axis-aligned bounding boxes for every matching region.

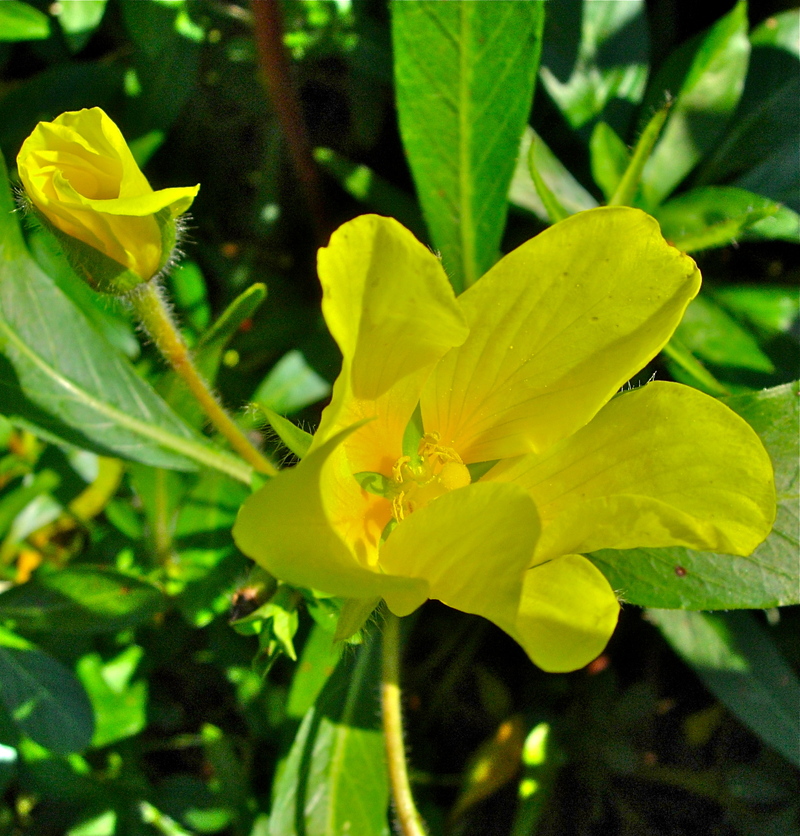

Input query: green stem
[381,611,428,836]
[130,281,277,477]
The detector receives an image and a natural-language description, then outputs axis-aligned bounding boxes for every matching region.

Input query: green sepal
[334,597,380,643]
[20,200,181,295]
[260,406,313,459]
[466,460,498,482]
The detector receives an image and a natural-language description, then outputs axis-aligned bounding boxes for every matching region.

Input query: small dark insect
[674,566,688,577]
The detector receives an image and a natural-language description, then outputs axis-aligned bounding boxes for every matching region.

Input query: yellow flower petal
[314,216,468,460]
[421,207,700,462]
[510,554,620,673]
[17,108,198,281]
[379,481,540,620]
[490,382,776,561]
[233,425,426,604]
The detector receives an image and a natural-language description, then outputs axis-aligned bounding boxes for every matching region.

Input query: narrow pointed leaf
[393,1,545,291]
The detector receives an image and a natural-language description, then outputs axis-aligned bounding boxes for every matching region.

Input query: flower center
[390,432,470,522]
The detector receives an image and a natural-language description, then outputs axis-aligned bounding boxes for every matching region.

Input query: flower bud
[16,107,199,294]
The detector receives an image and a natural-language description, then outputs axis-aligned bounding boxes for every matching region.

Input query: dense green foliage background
[0,1,797,834]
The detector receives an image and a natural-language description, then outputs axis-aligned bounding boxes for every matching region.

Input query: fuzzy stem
[130,281,277,477]
[381,611,428,836]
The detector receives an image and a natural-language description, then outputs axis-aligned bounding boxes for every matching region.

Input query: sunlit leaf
[393,1,545,290]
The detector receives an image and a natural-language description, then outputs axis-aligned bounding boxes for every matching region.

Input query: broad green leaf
[76,646,147,748]
[27,229,140,360]
[650,610,800,766]
[674,295,775,373]
[286,624,343,719]
[0,1,50,41]
[0,154,250,483]
[0,567,164,633]
[0,470,60,539]
[509,127,598,223]
[55,0,108,52]
[589,122,630,202]
[253,350,331,415]
[0,637,94,754]
[590,382,799,609]
[712,285,800,337]
[168,261,211,338]
[269,628,389,836]
[539,0,649,134]
[656,186,783,251]
[172,469,249,627]
[698,10,800,211]
[661,337,730,397]
[392,1,545,291]
[640,2,750,207]
[742,203,800,243]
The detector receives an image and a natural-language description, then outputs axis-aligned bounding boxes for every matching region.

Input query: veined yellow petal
[314,215,468,452]
[379,481,540,620]
[233,425,426,604]
[509,554,620,673]
[490,382,776,560]
[421,207,700,463]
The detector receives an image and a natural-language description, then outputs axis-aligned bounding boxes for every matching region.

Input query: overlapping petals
[17,108,199,282]
[233,209,775,673]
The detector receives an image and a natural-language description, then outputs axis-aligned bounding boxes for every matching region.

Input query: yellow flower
[17,107,199,290]
[233,209,776,672]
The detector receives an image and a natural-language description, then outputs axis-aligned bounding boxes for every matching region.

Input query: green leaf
[712,285,800,337]
[286,623,344,720]
[590,382,799,609]
[589,122,630,202]
[392,1,545,291]
[252,350,331,415]
[539,0,649,134]
[649,610,800,766]
[698,10,800,211]
[661,337,730,397]
[0,567,165,634]
[0,1,50,42]
[195,284,267,383]
[269,627,389,836]
[509,127,598,223]
[172,469,249,627]
[528,139,569,223]
[353,472,394,499]
[76,645,147,748]
[55,0,108,52]
[0,470,60,539]
[0,154,250,483]
[640,2,751,207]
[656,186,783,251]
[674,294,776,373]
[0,637,94,754]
